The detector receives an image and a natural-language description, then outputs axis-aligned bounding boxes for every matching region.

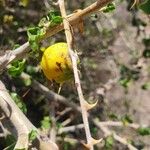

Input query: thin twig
[49,102,57,143]
[56,108,72,121]
[58,124,84,134]
[95,121,143,129]
[61,118,73,127]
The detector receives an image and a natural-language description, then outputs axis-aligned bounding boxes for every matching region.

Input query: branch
[0,0,113,71]
[20,72,81,112]
[94,119,138,150]
[58,124,84,134]
[0,80,58,150]
[58,0,103,149]
[95,121,143,129]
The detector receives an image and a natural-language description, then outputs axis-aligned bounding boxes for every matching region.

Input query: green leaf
[91,127,98,136]
[119,65,140,88]
[137,127,150,136]
[27,11,62,52]
[27,27,46,51]
[13,44,20,50]
[108,112,119,121]
[28,130,38,142]
[40,116,51,129]
[47,11,63,25]
[102,3,116,13]
[121,114,133,125]
[139,0,150,14]
[8,59,26,77]
[142,82,150,90]
[10,92,27,114]
[104,135,114,149]
[63,142,72,150]
[39,10,63,27]
[119,78,131,88]
[142,38,150,47]
[143,49,150,58]
[56,122,63,129]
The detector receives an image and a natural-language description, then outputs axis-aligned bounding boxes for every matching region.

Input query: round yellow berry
[40,42,73,83]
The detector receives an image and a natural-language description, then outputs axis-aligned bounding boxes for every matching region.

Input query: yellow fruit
[40,42,73,84]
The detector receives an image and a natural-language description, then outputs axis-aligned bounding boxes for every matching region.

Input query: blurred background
[0,0,150,149]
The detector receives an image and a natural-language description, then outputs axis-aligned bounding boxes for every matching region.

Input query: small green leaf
[91,127,98,136]
[13,44,20,50]
[139,0,150,14]
[142,82,150,90]
[119,78,131,88]
[121,114,133,125]
[119,65,140,88]
[39,10,62,27]
[47,11,63,25]
[27,11,62,52]
[104,135,114,149]
[108,112,119,121]
[142,38,150,47]
[63,142,72,150]
[56,122,63,129]
[28,130,38,142]
[143,49,150,58]
[10,92,27,114]
[8,59,26,77]
[137,127,150,136]
[27,27,46,51]
[40,116,51,129]
[102,3,116,13]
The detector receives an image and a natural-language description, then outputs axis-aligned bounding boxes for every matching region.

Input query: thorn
[84,100,98,110]
[82,138,103,148]
[130,0,138,9]
[91,138,103,145]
